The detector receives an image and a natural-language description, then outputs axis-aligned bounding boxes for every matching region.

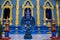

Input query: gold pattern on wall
[36,0,40,26]
[16,0,20,26]
[1,0,13,25]
[43,0,54,25]
[36,0,40,34]
[56,0,59,26]
[22,0,34,17]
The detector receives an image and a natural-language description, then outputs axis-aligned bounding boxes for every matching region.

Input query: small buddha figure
[21,8,35,27]
[25,8,31,19]
[21,8,35,39]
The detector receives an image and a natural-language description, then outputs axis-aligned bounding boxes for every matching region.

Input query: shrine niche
[46,8,52,20]
[21,0,35,27]
[22,0,34,17]
[1,0,13,25]
[43,0,54,25]
[3,8,10,19]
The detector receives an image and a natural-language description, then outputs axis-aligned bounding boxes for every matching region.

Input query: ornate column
[56,0,60,39]
[44,8,46,25]
[56,0,59,26]
[10,7,13,25]
[36,0,40,34]
[36,0,40,26]
[16,0,20,26]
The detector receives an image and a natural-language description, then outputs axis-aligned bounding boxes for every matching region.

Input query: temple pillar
[16,0,20,26]
[56,0,59,26]
[44,9,46,25]
[10,7,13,25]
[36,0,40,26]
[56,0,60,39]
[36,0,40,34]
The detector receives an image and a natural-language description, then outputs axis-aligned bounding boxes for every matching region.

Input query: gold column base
[15,28,18,34]
[38,28,40,34]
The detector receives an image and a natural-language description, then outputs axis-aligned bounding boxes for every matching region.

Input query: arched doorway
[43,0,54,25]
[46,8,52,20]
[3,8,10,19]
[1,0,13,25]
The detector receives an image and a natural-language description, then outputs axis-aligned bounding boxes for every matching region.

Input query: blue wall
[0,0,60,26]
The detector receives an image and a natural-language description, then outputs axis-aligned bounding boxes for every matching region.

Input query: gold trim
[36,0,40,34]
[47,32,51,34]
[43,0,54,9]
[56,0,59,26]
[22,0,34,8]
[36,0,40,26]
[1,0,13,8]
[16,0,20,26]
[44,9,46,25]
[22,0,34,17]
[1,0,13,25]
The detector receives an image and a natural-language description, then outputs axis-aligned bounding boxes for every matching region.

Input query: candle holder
[3,18,10,40]
[50,19,56,40]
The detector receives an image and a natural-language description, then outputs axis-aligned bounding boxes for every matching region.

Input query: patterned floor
[3,34,53,40]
